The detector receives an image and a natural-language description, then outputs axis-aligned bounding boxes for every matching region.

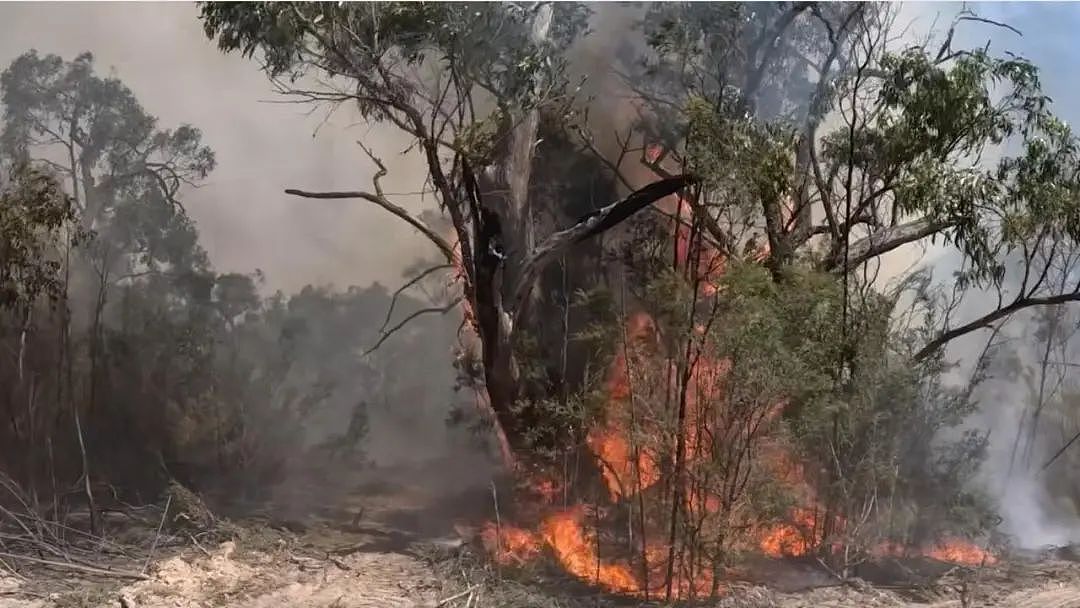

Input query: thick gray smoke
[0,2,434,295]
[908,3,1080,549]
[0,2,491,525]
[6,1,1080,545]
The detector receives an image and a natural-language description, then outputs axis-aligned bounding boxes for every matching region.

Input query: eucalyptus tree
[199,2,694,455]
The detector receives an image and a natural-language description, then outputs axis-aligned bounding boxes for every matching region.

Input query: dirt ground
[5,532,1080,608]
[4,464,1080,608]
[5,520,1080,608]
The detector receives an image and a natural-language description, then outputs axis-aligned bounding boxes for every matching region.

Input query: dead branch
[188,534,211,558]
[379,264,455,336]
[512,174,697,314]
[363,297,463,356]
[0,551,149,580]
[142,495,171,575]
[285,188,456,263]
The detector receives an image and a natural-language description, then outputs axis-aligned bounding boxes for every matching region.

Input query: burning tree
[198,0,1071,599]
[569,0,1060,582]
[198,2,697,461]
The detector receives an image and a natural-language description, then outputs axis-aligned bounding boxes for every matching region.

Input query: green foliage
[0,164,82,309]
[785,281,994,551]
[685,96,798,230]
[645,3,1080,319]
[711,262,843,400]
[619,207,994,563]
[825,45,1080,287]
[199,1,589,119]
[1,50,216,276]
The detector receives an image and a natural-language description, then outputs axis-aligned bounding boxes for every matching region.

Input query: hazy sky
[0,2,431,294]
[1,2,1079,294]
[897,2,1080,133]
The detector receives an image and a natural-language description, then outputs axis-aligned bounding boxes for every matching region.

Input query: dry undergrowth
[6,526,1080,608]
[3,475,1080,608]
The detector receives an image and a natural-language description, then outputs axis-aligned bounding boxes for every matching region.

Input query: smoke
[567,1,1080,550]
[0,2,497,529]
[0,2,437,295]
[557,2,656,199]
[940,294,1080,549]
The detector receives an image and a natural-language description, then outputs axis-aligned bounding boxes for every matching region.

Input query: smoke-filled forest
[5,2,1080,607]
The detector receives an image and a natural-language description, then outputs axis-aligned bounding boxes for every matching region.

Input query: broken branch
[511,174,696,314]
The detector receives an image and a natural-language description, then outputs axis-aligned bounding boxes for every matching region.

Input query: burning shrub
[475,231,999,599]
[781,287,996,566]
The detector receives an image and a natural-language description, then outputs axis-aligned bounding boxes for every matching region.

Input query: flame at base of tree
[481,507,718,598]
[541,507,641,594]
[472,184,995,596]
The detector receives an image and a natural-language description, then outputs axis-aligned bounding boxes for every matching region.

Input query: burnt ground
[3,464,1080,608]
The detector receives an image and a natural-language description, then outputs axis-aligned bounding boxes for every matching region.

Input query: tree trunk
[476,2,553,452]
[501,2,553,283]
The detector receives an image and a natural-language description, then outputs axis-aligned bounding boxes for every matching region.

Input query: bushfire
[470,161,994,597]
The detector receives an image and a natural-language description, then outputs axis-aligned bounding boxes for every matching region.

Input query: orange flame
[476,148,994,598]
[588,313,660,500]
[484,508,719,598]
[542,507,641,593]
[481,523,543,566]
[924,538,997,566]
[759,507,820,558]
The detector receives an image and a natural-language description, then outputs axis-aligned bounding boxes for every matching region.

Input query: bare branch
[957,14,1023,37]
[378,264,454,337]
[284,188,456,263]
[362,297,463,357]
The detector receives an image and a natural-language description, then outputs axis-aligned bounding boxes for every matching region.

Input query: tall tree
[198,1,693,455]
[614,3,1080,362]
[0,51,218,517]
[1,50,216,276]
